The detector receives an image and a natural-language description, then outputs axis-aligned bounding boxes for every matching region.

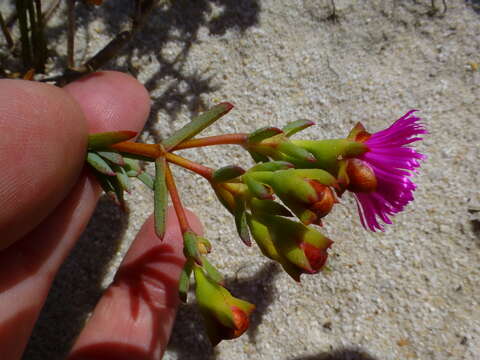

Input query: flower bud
[307,179,336,219]
[197,237,212,254]
[269,215,333,274]
[212,182,247,214]
[246,214,303,281]
[269,169,337,225]
[194,265,255,345]
[345,158,377,193]
[247,214,333,281]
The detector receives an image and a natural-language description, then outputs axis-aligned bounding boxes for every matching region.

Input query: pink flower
[347,110,426,231]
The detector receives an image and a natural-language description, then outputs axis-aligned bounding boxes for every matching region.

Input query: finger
[0,71,150,360]
[64,71,150,133]
[0,79,86,249]
[68,208,203,360]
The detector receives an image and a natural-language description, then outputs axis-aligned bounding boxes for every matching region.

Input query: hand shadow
[67,224,186,360]
[22,194,128,360]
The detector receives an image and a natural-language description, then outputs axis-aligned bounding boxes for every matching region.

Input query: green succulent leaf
[212,165,246,183]
[247,126,283,144]
[282,119,315,137]
[93,171,116,199]
[201,256,225,285]
[113,164,131,193]
[247,149,270,163]
[234,198,251,246]
[293,169,337,186]
[179,260,193,303]
[123,158,142,177]
[97,150,125,166]
[277,141,316,163]
[110,174,125,206]
[249,161,294,172]
[87,131,137,150]
[183,231,202,264]
[87,152,115,176]
[163,103,234,151]
[249,198,293,217]
[137,171,154,190]
[154,157,168,239]
[243,174,273,200]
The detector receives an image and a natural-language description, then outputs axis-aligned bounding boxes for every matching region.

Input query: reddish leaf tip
[219,102,234,112]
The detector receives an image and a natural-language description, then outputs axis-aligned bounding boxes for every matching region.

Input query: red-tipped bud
[194,265,255,345]
[346,158,377,193]
[230,306,251,338]
[247,214,333,281]
[307,180,337,220]
[301,238,333,271]
[268,169,338,225]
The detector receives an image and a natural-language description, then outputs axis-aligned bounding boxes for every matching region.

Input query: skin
[0,71,201,360]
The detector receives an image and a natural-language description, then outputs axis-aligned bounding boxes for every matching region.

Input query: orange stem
[165,152,214,181]
[172,133,248,150]
[165,163,190,233]
[110,142,163,159]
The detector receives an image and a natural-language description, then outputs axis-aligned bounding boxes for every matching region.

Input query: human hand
[0,72,201,360]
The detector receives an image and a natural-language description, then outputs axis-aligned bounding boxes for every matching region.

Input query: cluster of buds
[85,104,426,345]
[211,163,336,281]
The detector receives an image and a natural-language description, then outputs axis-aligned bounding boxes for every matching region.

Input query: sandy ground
[12,0,480,359]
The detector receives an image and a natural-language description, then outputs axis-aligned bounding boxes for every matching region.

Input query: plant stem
[110,142,164,159]
[67,0,75,68]
[165,153,214,181]
[172,133,248,150]
[165,162,190,233]
[33,0,46,72]
[16,0,32,69]
[35,0,46,58]
[0,12,14,48]
[49,0,156,86]
[109,141,213,180]
[43,0,61,22]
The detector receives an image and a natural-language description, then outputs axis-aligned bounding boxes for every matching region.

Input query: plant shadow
[289,348,379,360]
[466,0,480,14]
[166,261,281,359]
[118,0,261,142]
[470,219,480,247]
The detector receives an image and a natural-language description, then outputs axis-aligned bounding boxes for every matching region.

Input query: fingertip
[64,71,151,133]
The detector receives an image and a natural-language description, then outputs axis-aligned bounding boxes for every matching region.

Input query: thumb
[0,79,87,250]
